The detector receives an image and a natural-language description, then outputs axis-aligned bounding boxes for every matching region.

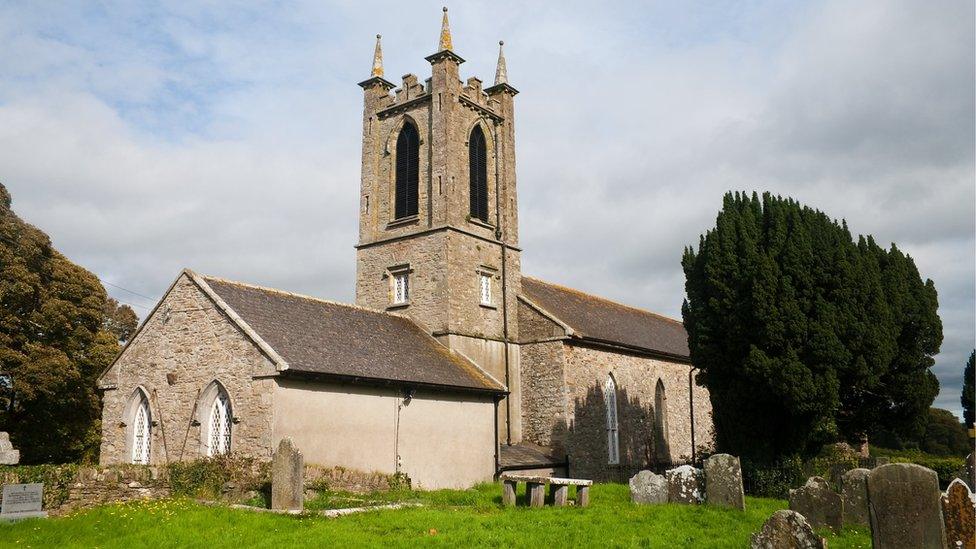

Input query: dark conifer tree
[963,350,975,427]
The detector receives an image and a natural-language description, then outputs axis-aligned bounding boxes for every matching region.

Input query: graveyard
[0,482,873,548]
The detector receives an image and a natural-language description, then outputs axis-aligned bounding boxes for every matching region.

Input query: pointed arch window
[130,392,151,464]
[207,390,232,456]
[604,375,620,465]
[395,122,420,219]
[655,379,670,462]
[468,125,489,222]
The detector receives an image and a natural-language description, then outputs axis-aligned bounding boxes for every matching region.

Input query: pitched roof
[196,274,504,393]
[520,276,690,360]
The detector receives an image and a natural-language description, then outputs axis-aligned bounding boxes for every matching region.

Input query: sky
[0,1,973,418]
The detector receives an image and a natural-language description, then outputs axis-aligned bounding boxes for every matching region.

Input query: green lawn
[1,483,871,548]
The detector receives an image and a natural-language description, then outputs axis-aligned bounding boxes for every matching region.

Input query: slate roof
[198,274,504,393]
[520,276,690,359]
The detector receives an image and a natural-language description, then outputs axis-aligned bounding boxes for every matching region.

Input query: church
[97,9,714,489]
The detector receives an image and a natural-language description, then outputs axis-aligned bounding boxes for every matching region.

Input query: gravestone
[868,463,947,549]
[665,465,704,504]
[941,478,975,549]
[271,438,304,511]
[788,476,843,532]
[704,453,745,510]
[628,470,667,505]
[750,509,826,549]
[841,468,870,526]
[0,432,19,465]
[1,483,46,521]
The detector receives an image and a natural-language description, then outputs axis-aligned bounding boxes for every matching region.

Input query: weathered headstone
[941,478,975,549]
[271,438,304,512]
[0,432,19,465]
[750,509,826,549]
[628,470,667,505]
[788,476,843,532]
[704,453,745,510]
[841,468,870,526]
[868,463,947,549]
[1,483,46,521]
[665,465,704,504]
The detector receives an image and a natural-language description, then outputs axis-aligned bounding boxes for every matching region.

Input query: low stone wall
[305,465,396,493]
[1,464,169,516]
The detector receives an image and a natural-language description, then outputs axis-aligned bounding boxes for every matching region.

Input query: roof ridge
[198,273,392,316]
[522,275,684,326]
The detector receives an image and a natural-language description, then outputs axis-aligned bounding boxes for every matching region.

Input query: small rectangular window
[393,272,409,304]
[480,274,491,306]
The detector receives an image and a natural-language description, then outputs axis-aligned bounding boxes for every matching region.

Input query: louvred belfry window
[395,122,420,219]
[469,126,488,222]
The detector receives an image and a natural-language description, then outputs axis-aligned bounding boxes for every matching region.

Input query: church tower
[355,9,522,443]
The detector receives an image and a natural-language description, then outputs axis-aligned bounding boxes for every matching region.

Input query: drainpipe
[689,366,698,464]
[493,395,501,477]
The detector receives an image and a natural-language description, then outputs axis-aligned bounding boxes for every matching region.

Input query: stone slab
[941,478,975,549]
[271,438,304,512]
[788,476,843,532]
[704,453,745,510]
[868,463,947,549]
[0,450,19,465]
[750,509,826,549]
[1,483,45,520]
[665,465,704,504]
[840,468,870,526]
[629,470,667,505]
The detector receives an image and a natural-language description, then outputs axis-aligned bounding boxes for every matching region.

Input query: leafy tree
[919,407,970,456]
[682,192,942,463]
[103,298,138,343]
[963,350,975,427]
[0,183,119,463]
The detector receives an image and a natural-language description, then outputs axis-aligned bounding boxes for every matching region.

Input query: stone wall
[561,344,714,482]
[98,273,277,466]
[519,341,567,450]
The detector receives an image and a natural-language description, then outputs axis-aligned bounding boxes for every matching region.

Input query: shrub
[0,464,79,508]
[872,447,965,488]
[168,454,268,499]
[742,455,803,498]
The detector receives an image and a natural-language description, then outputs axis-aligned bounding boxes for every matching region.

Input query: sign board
[1,483,47,520]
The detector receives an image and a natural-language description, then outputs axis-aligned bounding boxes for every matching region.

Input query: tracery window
[207,390,232,456]
[605,375,620,465]
[130,392,151,464]
[468,125,489,222]
[395,122,420,219]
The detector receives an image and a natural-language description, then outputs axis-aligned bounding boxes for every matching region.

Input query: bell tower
[355,9,522,443]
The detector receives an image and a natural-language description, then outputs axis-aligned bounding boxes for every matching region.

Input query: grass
[1,483,871,548]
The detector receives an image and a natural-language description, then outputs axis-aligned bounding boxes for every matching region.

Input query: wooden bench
[499,474,593,507]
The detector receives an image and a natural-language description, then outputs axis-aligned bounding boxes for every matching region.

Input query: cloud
[0,0,972,417]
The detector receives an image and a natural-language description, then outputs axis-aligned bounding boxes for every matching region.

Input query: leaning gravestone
[629,470,667,504]
[750,509,826,549]
[704,453,745,510]
[271,438,304,511]
[841,468,870,526]
[868,463,947,549]
[941,478,975,549]
[0,432,19,465]
[1,483,46,521]
[665,465,704,504]
[788,476,843,532]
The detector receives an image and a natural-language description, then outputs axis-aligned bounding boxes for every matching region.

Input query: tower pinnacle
[439,7,453,51]
[371,34,384,77]
[494,40,508,85]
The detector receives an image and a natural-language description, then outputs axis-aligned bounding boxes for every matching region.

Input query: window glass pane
[393,273,408,304]
[480,274,491,305]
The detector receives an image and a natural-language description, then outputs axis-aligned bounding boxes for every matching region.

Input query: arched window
[468,125,488,222]
[128,390,151,464]
[655,379,670,462]
[207,389,232,456]
[604,375,620,465]
[394,122,420,219]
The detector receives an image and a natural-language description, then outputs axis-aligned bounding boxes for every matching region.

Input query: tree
[682,192,942,463]
[963,350,975,427]
[103,298,138,343]
[0,183,119,463]
[919,407,969,456]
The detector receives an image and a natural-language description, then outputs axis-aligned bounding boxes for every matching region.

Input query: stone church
[98,9,714,489]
